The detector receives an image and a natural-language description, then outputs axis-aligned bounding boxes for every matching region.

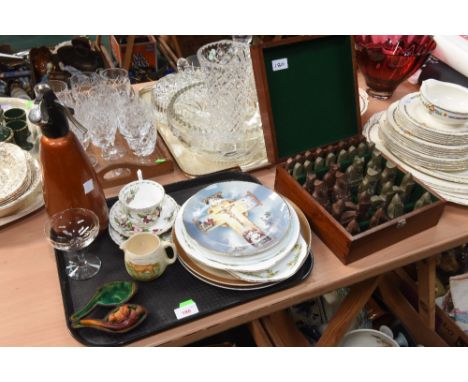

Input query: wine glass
[45,208,101,280]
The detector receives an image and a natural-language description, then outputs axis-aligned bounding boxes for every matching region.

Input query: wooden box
[250,36,446,264]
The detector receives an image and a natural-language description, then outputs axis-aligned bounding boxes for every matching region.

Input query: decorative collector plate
[182,181,291,257]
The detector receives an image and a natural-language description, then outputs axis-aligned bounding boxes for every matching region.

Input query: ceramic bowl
[420,79,468,125]
[118,180,165,228]
[340,329,399,347]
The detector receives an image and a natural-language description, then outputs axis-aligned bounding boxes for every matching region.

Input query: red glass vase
[354,35,436,99]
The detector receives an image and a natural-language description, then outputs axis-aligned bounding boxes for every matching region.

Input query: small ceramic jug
[120,232,177,282]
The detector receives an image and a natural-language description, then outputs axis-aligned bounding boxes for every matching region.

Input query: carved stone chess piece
[379,161,397,187]
[352,155,365,175]
[400,173,415,202]
[369,208,386,228]
[341,210,358,225]
[331,199,345,220]
[387,193,404,220]
[367,151,383,172]
[312,180,331,211]
[356,191,371,220]
[314,156,326,173]
[370,195,386,210]
[304,150,315,162]
[345,219,361,235]
[414,192,432,210]
[303,173,317,194]
[337,149,349,165]
[346,164,363,190]
[295,154,304,164]
[380,180,395,204]
[359,167,380,196]
[357,142,368,157]
[325,152,337,167]
[323,164,339,188]
[332,171,350,202]
[285,157,295,174]
[304,159,314,175]
[292,162,305,181]
[348,145,357,160]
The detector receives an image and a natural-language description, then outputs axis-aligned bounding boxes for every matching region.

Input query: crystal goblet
[45,208,101,280]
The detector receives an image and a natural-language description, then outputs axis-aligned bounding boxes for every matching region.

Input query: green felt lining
[262,36,360,160]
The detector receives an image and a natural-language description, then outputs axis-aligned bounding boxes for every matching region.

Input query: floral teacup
[119,179,165,228]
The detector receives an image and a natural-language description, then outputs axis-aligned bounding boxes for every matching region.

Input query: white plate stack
[172,181,312,290]
[0,143,43,220]
[363,81,468,205]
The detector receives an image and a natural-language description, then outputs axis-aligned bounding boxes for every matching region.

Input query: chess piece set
[284,137,435,235]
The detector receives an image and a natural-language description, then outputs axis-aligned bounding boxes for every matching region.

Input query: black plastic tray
[55,171,314,346]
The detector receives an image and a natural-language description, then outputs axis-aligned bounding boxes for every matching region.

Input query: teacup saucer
[109,195,179,238]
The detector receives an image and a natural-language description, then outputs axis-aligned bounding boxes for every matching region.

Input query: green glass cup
[6,119,32,150]
[4,107,26,123]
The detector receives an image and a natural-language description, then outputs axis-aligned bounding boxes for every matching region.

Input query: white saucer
[109,194,179,237]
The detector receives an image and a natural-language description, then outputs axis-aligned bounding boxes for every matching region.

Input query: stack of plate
[379,92,468,172]
[364,108,468,206]
[172,181,313,291]
[0,143,42,218]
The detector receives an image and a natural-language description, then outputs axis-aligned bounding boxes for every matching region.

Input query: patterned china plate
[399,93,468,135]
[228,235,308,283]
[0,143,29,202]
[109,195,179,237]
[0,158,43,221]
[385,103,468,158]
[176,198,300,272]
[182,181,291,257]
